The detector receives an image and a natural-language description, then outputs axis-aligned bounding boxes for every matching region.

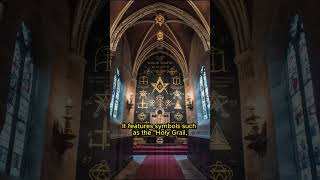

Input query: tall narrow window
[199,66,210,122]
[110,69,121,119]
[0,22,34,177]
[287,13,320,179]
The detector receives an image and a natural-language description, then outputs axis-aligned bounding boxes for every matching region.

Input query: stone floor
[114,155,206,180]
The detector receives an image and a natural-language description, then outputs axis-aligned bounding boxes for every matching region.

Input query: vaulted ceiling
[110,0,210,76]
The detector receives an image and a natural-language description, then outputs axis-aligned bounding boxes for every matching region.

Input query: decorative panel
[76,5,112,180]
[209,6,245,179]
[134,54,186,124]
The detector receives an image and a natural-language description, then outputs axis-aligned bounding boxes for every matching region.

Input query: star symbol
[139,90,148,99]
[94,94,107,113]
[172,90,183,99]
[151,77,169,94]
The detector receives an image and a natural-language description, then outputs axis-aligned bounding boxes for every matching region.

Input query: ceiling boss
[155,13,165,43]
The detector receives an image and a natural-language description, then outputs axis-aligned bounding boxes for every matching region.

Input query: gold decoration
[155,14,165,26]
[172,76,181,85]
[209,161,233,180]
[157,31,164,41]
[174,100,182,110]
[156,137,164,144]
[138,112,147,121]
[89,160,111,180]
[156,95,164,108]
[210,124,231,150]
[94,94,108,113]
[139,90,148,99]
[149,100,156,107]
[138,99,148,109]
[174,112,183,121]
[165,100,172,107]
[172,90,183,99]
[151,77,169,94]
[88,118,109,150]
[139,76,148,85]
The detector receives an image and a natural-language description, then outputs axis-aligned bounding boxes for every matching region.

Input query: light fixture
[52,97,77,155]
[127,93,134,110]
[186,94,193,110]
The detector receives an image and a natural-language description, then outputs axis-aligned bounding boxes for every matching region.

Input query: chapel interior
[0,0,320,180]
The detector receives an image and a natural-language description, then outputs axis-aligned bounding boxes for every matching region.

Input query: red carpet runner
[133,145,188,155]
[134,155,185,180]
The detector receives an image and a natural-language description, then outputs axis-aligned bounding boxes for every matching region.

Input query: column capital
[234,50,255,80]
[69,52,87,66]
[234,50,252,66]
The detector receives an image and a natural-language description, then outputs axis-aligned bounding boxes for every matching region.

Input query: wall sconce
[53,97,77,155]
[186,95,193,110]
[127,93,134,110]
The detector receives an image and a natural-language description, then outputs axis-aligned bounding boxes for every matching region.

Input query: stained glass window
[0,22,34,177]
[110,69,121,119]
[199,66,210,122]
[287,13,320,179]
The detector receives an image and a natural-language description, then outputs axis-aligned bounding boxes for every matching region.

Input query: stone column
[235,50,278,180]
[64,53,87,180]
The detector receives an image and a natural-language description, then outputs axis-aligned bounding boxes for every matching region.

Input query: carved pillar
[65,53,87,180]
[235,50,278,180]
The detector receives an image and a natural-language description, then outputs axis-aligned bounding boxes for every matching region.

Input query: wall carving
[210,8,245,179]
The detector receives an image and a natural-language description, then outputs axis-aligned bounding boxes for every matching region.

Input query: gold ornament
[88,118,109,151]
[151,77,169,94]
[165,100,172,107]
[138,112,147,121]
[174,112,184,121]
[155,14,165,26]
[210,124,231,150]
[138,99,148,109]
[174,100,182,110]
[157,31,164,41]
[139,90,148,99]
[172,76,181,85]
[94,94,108,113]
[172,90,183,100]
[89,160,111,180]
[139,76,148,85]
[209,161,233,180]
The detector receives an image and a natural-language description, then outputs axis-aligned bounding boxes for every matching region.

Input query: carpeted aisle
[134,155,185,180]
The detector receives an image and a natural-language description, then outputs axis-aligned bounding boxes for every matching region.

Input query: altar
[150,108,170,124]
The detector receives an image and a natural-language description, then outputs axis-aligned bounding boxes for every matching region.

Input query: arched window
[287,14,320,179]
[199,66,210,122]
[110,69,121,119]
[0,22,35,177]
